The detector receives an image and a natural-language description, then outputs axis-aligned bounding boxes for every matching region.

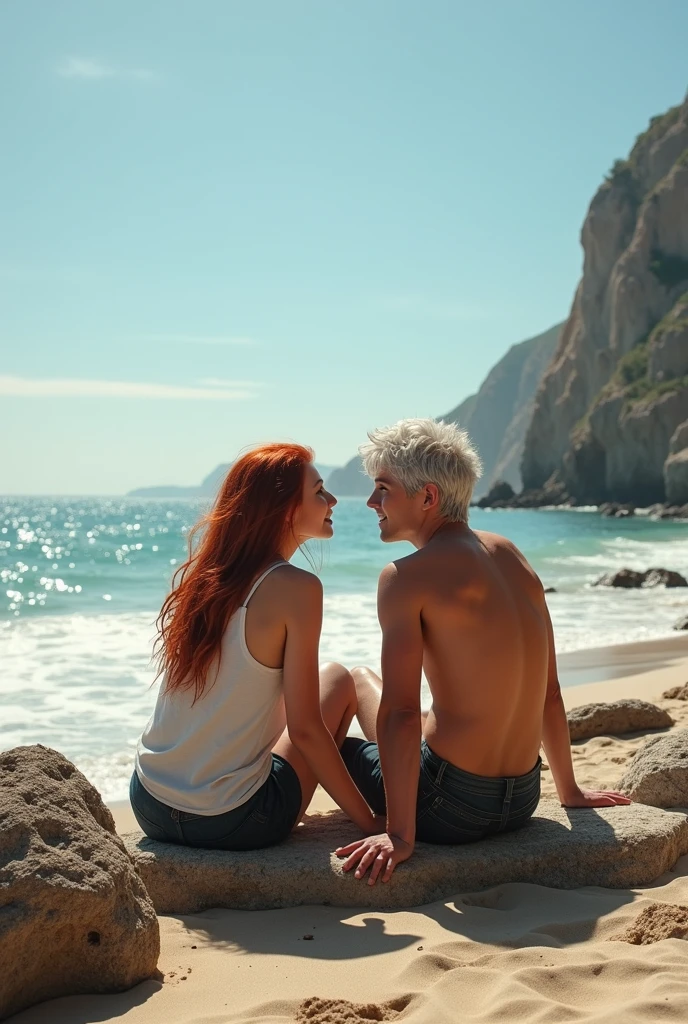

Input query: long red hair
[154,442,313,702]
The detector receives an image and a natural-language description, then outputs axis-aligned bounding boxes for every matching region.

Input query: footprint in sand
[164,966,193,985]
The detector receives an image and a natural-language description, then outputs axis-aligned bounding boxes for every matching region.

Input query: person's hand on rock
[561,787,631,808]
[335,833,413,884]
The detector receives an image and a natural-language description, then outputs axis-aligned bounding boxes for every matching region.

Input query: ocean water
[2,496,688,801]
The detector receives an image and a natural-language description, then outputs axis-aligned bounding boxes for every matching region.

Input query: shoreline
[558,632,688,691]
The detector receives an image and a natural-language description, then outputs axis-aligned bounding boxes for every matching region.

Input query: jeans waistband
[421,740,541,797]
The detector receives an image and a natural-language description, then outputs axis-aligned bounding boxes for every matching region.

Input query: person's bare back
[412,527,549,778]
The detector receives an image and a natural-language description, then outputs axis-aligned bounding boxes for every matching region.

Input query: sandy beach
[10,635,688,1024]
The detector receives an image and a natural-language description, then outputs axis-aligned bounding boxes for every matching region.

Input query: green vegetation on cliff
[630,105,682,159]
[592,295,688,413]
[603,106,684,204]
[653,292,688,337]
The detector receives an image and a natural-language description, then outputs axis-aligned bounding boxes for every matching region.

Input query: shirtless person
[336,418,630,885]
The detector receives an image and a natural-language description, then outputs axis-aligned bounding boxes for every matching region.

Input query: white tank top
[135,561,289,815]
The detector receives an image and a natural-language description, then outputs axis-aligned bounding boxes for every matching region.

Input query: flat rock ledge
[122,800,688,914]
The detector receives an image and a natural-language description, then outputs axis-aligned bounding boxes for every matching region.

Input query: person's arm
[282,572,379,833]
[377,562,423,843]
[336,563,422,883]
[541,594,630,808]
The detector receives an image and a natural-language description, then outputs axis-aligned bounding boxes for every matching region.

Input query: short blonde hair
[359,418,482,523]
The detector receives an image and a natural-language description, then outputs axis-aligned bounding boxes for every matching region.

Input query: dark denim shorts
[341,737,541,844]
[129,754,302,851]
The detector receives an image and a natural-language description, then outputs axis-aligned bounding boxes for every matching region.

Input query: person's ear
[422,484,440,510]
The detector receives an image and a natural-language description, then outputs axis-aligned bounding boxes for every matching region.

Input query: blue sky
[2,1,687,494]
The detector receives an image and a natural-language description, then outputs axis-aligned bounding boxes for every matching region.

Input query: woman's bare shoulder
[268,563,323,596]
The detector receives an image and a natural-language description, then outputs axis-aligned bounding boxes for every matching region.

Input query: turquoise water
[2,496,688,800]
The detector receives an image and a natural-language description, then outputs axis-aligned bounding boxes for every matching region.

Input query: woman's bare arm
[282,572,378,832]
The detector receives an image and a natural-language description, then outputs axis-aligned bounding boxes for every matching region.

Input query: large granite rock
[522,95,688,504]
[618,729,688,807]
[0,746,159,1020]
[567,699,673,741]
[122,800,688,914]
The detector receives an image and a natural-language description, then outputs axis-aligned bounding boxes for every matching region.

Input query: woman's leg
[351,666,383,741]
[273,662,357,821]
[351,665,429,741]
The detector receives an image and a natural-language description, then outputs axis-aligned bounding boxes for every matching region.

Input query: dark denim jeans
[130,754,302,851]
[341,737,541,844]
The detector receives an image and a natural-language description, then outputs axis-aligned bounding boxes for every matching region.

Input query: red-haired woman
[130,443,380,849]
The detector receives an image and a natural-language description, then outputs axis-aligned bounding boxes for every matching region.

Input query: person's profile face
[290,462,337,543]
[366,471,417,543]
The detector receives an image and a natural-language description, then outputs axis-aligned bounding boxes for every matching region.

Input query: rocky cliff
[522,95,688,504]
[326,455,373,497]
[328,325,561,497]
[442,323,562,494]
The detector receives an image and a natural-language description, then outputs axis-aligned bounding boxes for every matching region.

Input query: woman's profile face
[290,462,337,542]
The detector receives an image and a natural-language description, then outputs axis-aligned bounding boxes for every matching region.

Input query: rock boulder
[658,504,688,519]
[476,480,516,508]
[593,567,688,588]
[123,800,688,913]
[663,683,688,700]
[567,699,674,741]
[593,568,645,588]
[644,568,688,588]
[617,729,688,807]
[0,745,159,1020]
[599,502,635,518]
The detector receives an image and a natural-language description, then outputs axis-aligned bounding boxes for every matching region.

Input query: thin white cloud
[0,376,259,401]
[57,58,156,82]
[379,294,493,323]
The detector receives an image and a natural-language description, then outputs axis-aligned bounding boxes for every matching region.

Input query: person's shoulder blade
[475,529,541,589]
